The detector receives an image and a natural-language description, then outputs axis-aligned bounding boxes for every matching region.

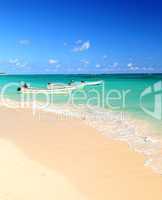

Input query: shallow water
[0,74,162,174]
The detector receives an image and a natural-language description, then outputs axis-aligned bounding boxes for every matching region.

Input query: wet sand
[0,107,162,200]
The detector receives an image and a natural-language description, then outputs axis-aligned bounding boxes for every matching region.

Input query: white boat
[19,86,74,94]
[48,80,103,89]
[80,80,103,86]
[47,83,77,90]
[18,80,103,94]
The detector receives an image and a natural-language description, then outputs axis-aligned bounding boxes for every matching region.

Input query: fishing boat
[17,84,75,94]
[78,80,103,86]
[47,83,77,90]
[0,73,6,75]
[17,80,103,94]
[47,80,103,89]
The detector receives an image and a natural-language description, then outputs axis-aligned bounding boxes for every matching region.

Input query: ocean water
[0,74,162,174]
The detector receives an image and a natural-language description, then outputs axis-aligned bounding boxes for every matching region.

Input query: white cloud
[96,64,101,68]
[80,60,90,66]
[9,58,28,68]
[130,66,138,71]
[9,58,19,64]
[127,62,140,71]
[128,63,133,68]
[103,55,108,59]
[19,62,28,67]
[77,67,82,72]
[48,59,59,65]
[73,41,91,52]
[18,39,30,46]
[112,62,119,67]
[55,64,61,68]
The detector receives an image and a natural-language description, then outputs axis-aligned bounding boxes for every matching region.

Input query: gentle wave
[44,104,162,175]
[1,98,162,175]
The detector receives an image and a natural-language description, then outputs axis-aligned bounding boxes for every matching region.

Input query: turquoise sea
[0,74,162,173]
[0,74,161,119]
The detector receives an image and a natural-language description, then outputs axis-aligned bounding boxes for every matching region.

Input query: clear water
[0,74,162,174]
[0,74,161,117]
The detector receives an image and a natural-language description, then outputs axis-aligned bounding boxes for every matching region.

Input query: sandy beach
[0,107,162,200]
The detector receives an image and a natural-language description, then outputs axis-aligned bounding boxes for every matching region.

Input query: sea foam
[1,98,162,175]
[43,103,162,175]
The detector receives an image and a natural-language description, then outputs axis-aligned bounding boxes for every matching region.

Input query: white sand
[0,139,85,200]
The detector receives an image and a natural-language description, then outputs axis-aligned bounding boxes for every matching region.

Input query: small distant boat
[79,80,103,86]
[47,83,77,90]
[17,83,77,94]
[0,73,6,75]
[48,80,103,89]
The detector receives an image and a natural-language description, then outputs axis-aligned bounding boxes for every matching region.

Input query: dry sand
[0,107,162,200]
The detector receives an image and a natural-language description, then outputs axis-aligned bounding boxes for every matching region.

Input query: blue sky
[0,0,162,74]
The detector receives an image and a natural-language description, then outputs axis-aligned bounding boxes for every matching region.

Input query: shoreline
[1,98,162,174]
[0,106,162,199]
